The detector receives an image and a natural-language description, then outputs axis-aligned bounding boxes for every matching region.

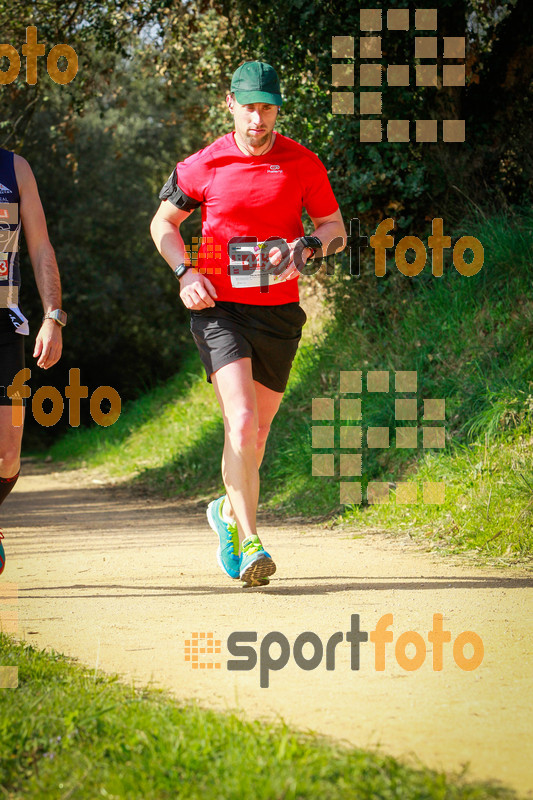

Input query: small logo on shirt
[0,183,11,194]
[267,164,283,173]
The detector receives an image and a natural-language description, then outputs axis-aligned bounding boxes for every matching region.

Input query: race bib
[0,253,8,279]
[228,237,291,289]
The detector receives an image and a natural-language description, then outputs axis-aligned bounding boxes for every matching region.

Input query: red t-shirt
[174,132,339,304]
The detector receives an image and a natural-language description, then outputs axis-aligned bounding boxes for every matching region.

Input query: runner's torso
[173,132,339,305]
[0,149,24,334]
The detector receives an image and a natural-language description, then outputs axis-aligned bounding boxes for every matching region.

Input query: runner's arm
[150,200,217,310]
[273,208,347,280]
[14,155,63,369]
[308,207,347,259]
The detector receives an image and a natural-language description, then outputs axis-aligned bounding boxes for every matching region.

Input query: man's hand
[179,270,218,310]
[33,319,63,369]
[267,239,312,282]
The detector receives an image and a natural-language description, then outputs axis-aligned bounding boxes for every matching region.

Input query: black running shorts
[0,325,25,406]
[190,301,307,393]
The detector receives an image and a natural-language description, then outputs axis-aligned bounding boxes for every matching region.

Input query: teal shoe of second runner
[0,531,5,576]
[206,496,240,579]
[239,535,276,583]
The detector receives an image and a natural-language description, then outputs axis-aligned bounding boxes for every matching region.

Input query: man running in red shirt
[151,61,345,585]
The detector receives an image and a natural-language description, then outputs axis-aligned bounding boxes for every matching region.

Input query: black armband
[159,169,202,211]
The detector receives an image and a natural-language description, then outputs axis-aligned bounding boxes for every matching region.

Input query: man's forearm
[31,241,62,312]
[150,217,189,269]
[311,221,347,258]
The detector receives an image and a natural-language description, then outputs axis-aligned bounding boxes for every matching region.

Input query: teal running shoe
[206,496,240,579]
[239,535,276,584]
[0,531,5,576]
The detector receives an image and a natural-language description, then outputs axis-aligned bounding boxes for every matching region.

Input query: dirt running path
[2,467,533,796]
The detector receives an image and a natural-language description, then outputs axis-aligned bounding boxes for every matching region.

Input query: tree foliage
[0,0,530,440]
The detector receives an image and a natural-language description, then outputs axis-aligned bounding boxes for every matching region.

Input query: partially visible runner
[0,149,66,575]
[151,61,345,586]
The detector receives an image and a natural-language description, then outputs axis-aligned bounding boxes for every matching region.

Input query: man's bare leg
[211,359,283,547]
[251,378,285,468]
[221,378,283,529]
[0,405,24,478]
[0,406,24,559]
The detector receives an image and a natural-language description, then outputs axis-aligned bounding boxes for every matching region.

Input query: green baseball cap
[230,61,283,106]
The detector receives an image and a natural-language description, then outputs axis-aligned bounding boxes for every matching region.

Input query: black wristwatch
[300,235,322,258]
[174,263,190,280]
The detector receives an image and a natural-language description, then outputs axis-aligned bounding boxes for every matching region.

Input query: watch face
[175,264,189,279]
[49,310,67,326]
[303,236,322,250]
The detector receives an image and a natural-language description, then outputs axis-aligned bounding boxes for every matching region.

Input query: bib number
[228,237,290,289]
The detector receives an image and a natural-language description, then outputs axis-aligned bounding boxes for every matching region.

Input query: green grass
[0,634,520,799]
[46,211,533,561]
[342,427,533,563]
[47,347,224,493]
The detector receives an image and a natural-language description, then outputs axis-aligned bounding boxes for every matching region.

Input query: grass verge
[0,634,520,800]
[341,427,533,563]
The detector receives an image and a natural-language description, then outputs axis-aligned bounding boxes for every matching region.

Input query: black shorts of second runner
[190,301,307,393]
[0,316,26,407]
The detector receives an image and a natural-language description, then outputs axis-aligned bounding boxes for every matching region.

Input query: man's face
[227,95,279,148]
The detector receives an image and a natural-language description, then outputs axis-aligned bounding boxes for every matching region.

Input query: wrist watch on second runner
[300,235,322,258]
[174,263,190,280]
[43,309,67,327]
